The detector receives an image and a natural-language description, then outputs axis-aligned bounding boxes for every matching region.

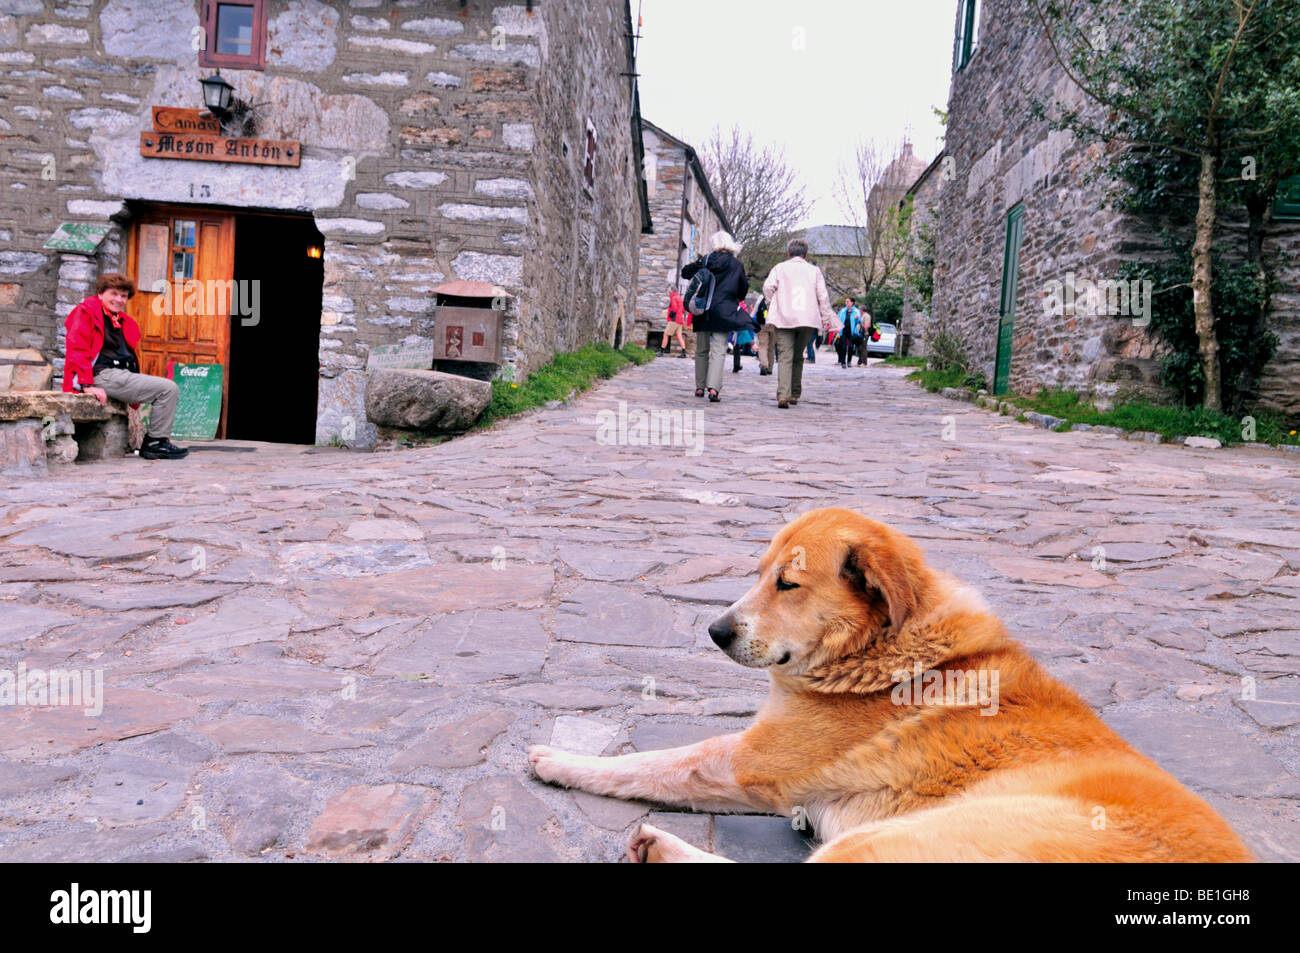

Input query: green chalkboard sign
[169,363,223,440]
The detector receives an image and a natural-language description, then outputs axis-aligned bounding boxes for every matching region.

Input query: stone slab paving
[1,355,1299,862]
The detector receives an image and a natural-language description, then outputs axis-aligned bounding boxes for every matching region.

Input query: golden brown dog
[528,508,1253,862]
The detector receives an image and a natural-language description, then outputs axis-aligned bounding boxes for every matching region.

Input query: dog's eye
[776,577,799,591]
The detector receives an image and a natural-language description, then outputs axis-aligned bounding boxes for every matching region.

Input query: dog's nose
[708,618,735,649]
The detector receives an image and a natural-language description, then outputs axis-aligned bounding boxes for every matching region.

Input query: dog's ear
[843,531,926,632]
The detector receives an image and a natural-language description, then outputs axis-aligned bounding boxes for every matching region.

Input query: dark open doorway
[226,213,324,443]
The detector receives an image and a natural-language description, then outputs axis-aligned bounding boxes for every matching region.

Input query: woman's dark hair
[96,273,135,297]
[786,238,808,258]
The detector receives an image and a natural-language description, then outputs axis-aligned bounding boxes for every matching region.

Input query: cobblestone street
[2,355,1298,862]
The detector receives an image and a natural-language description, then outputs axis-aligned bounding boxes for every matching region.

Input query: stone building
[899,150,946,355]
[801,145,925,305]
[633,118,728,348]
[925,0,1300,416]
[797,225,863,300]
[0,0,650,446]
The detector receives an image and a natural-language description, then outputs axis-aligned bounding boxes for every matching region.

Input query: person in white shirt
[761,238,837,408]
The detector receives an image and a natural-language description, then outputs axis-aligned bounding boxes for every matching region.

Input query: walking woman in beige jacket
[761,238,838,408]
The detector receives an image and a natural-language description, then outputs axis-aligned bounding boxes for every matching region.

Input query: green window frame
[954,0,979,72]
[1274,174,1300,221]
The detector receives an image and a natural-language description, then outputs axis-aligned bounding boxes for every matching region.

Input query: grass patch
[902,359,1300,446]
[476,341,653,429]
[882,355,927,367]
[913,380,1299,447]
[1003,388,1299,446]
[906,366,968,393]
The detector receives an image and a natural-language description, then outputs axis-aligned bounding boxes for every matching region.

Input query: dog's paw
[626,822,660,863]
[627,822,704,863]
[527,744,576,786]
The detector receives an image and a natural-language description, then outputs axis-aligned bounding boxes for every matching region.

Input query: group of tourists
[662,231,874,408]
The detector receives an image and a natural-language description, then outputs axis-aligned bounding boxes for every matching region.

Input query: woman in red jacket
[63,273,189,460]
[658,288,690,357]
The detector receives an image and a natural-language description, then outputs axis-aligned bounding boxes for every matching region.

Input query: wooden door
[126,206,235,435]
[994,203,1024,396]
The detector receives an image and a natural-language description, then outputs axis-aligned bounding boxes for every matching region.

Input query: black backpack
[684,258,716,316]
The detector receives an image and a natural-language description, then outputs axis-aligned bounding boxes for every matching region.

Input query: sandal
[707,389,720,402]
[695,388,705,398]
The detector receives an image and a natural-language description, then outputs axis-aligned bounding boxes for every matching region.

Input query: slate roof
[800,224,866,257]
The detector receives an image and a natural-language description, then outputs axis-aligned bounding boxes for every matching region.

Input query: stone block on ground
[712,814,816,863]
[1025,412,1067,430]
[83,754,192,824]
[390,708,514,770]
[305,783,432,855]
[459,775,561,862]
[646,811,712,852]
[215,763,315,856]
[0,419,45,477]
[1103,710,1300,798]
[365,368,492,432]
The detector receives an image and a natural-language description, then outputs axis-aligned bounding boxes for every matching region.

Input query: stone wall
[525,0,642,365]
[931,0,1159,400]
[900,158,944,355]
[933,0,1299,420]
[0,0,643,445]
[631,122,724,350]
[1255,222,1300,421]
[634,125,686,345]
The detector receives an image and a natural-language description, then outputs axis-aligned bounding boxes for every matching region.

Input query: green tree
[862,280,904,325]
[1030,0,1300,411]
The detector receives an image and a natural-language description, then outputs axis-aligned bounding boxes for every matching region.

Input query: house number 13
[189,183,211,198]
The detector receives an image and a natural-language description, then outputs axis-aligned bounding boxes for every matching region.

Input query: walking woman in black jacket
[681,231,750,402]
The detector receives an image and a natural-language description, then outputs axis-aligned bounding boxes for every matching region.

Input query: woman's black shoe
[695,388,705,397]
[140,437,189,460]
[707,389,720,402]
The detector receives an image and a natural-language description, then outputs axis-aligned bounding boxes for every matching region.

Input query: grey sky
[634,0,957,228]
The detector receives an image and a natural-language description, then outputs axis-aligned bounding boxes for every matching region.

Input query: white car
[866,322,898,357]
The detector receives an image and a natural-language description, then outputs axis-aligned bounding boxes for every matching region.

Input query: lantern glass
[200,72,234,114]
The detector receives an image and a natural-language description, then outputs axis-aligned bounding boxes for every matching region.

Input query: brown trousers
[755,323,776,371]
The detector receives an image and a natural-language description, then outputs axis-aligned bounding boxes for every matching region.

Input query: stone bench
[0,390,131,477]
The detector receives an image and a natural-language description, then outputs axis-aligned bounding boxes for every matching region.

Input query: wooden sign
[140,131,301,167]
[152,106,220,135]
